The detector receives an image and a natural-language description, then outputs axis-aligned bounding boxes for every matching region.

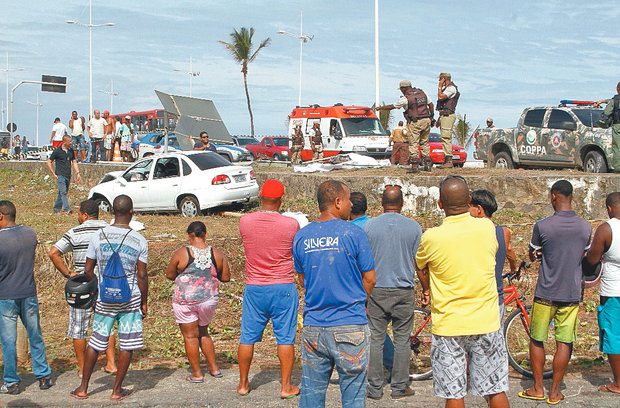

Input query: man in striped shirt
[48,199,117,377]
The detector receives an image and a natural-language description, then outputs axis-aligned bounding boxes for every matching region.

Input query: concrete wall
[1,161,618,219]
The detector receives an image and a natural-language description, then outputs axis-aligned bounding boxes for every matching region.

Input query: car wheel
[273,153,281,161]
[179,196,200,218]
[96,198,111,213]
[492,151,514,169]
[583,150,608,173]
[455,163,464,168]
[130,148,138,161]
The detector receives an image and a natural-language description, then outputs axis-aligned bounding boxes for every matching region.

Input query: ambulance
[287,104,389,161]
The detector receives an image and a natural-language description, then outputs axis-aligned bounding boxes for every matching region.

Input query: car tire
[130,148,138,161]
[455,163,464,168]
[273,153,281,161]
[179,196,200,218]
[583,150,608,173]
[95,198,111,213]
[492,151,514,169]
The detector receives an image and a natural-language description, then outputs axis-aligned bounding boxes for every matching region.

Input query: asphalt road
[1,368,618,407]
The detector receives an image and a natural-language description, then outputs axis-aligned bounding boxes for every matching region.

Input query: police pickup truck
[474,101,614,173]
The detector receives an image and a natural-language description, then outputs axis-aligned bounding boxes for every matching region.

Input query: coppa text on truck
[288,104,389,161]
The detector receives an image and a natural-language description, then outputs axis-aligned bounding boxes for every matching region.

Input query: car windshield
[341,117,386,136]
[571,108,603,128]
[187,152,232,170]
[237,138,259,145]
[272,138,289,146]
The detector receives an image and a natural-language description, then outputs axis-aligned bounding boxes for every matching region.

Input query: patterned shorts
[68,306,94,339]
[431,329,508,399]
[89,296,143,351]
[121,141,131,151]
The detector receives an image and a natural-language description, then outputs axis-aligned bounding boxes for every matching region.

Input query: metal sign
[6,123,17,132]
[41,75,67,93]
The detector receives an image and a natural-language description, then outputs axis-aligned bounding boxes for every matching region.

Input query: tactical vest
[437,82,460,115]
[391,127,406,143]
[613,94,620,125]
[404,88,431,121]
[312,129,322,145]
[292,132,304,146]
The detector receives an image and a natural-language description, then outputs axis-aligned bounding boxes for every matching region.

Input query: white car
[88,151,259,217]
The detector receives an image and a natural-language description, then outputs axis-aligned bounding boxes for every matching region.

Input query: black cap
[54,117,60,122]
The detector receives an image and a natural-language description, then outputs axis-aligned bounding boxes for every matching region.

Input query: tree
[377,101,390,130]
[219,27,271,137]
[452,114,474,149]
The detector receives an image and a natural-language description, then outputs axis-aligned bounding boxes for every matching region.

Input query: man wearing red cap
[237,179,301,399]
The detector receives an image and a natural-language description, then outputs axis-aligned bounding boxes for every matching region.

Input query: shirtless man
[103,111,115,161]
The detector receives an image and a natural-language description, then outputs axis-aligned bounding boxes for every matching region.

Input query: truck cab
[288,104,389,161]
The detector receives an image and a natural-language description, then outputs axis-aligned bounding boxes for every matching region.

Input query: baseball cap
[103,110,109,114]
[438,72,451,78]
[398,80,412,88]
[261,179,284,198]
[125,115,131,120]
[54,117,60,122]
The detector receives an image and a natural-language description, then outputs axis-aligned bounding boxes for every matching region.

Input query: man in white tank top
[69,111,86,163]
[586,192,620,394]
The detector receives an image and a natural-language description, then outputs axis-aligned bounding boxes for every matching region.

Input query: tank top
[173,246,219,305]
[495,225,506,304]
[71,117,83,136]
[601,218,620,297]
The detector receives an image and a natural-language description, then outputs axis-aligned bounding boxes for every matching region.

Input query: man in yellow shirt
[415,175,509,408]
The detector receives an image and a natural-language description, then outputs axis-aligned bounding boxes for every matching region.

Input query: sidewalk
[0,368,617,407]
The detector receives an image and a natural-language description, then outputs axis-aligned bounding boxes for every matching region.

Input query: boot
[439,157,453,169]
[406,161,420,174]
[421,155,432,172]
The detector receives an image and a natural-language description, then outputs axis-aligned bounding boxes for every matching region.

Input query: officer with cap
[486,118,495,128]
[435,72,460,168]
[377,80,434,173]
[290,124,304,164]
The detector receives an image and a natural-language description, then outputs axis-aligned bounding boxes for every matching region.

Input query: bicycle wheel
[409,308,433,381]
[504,305,554,379]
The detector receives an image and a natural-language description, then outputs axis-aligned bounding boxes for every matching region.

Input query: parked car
[232,136,260,149]
[88,151,259,217]
[137,132,252,162]
[213,144,254,162]
[386,132,467,166]
[23,145,53,161]
[245,136,290,160]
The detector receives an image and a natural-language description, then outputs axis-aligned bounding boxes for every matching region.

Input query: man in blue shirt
[349,192,370,228]
[293,180,376,408]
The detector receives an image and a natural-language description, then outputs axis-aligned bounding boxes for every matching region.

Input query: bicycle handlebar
[502,260,530,284]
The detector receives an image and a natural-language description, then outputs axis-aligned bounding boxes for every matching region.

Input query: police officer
[377,80,434,173]
[595,82,620,172]
[435,72,460,169]
[486,118,495,128]
[290,124,304,164]
[310,122,324,160]
[389,121,409,165]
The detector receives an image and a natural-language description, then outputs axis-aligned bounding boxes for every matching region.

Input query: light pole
[0,52,24,129]
[374,0,380,107]
[67,0,114,118]
[278,11,314,107]
[173,56,200,97]
[26,93,43,146]
[98,79,118,113]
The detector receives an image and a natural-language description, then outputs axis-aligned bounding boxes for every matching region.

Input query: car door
[117,159,153,210]
[543,109,577,163]
[262,138,273,157]
[516,108,548,162]
[147,157,182,210]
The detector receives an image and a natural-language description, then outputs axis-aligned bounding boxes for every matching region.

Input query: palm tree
[219,27,271,137]
[452,114,474,149]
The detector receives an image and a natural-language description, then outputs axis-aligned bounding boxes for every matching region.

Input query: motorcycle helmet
[64,274,98,309]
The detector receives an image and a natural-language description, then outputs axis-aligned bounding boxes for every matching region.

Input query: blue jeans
[53,175,70,212]
[300,324,370,408]
[0,297,51,383]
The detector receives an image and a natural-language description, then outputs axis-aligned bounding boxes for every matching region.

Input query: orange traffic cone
[113,142,122,163]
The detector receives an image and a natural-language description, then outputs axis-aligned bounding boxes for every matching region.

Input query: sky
[1,0,619,147]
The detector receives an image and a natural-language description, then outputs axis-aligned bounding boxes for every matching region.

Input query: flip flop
[599,384,620,394]
[209,371,223,378]
[237,388,251,396]
[186,375,204,383]
[546,395,565,405]
[281,391,300,400]
[102,367,117,374]
[110,389,133,401]
[518,390,546,401]
[69,389,88,400]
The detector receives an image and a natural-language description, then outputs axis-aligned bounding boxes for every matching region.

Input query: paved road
[0,368,618,407]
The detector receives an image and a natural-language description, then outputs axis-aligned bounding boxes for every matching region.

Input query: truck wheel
[492,151,514,169]
[273,153,281,161]
[583,150,608,173]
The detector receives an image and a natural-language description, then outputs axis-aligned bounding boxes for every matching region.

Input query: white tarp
[293,153,391,173]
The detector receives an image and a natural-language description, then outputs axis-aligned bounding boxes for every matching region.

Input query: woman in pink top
[166,221,230,383]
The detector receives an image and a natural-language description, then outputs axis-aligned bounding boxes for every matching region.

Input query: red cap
[261,179,284,198]
[103,110,109,114]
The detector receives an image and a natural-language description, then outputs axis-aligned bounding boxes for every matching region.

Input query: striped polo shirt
[54,219,109,273]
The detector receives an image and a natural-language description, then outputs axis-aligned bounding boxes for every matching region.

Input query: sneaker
[366,391,383,400]
[38,377,53,390]
[0,382,20,394]
[391,387,415,399]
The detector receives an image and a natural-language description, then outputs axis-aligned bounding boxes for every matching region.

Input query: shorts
[71,134,86,151]
[173,297,218,326]
[104,135,113,150]
[52,140,63,148]
[530,298,579,344]
[89,296,143,351]
[121,141,131,151]
[598,296,620,354]
[240,283,298,345]
[431,330,508,399]
[68,305,94,339]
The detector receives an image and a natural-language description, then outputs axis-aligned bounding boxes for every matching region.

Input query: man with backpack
[71,195,148,402]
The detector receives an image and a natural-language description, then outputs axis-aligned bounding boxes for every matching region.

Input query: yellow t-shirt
[415,212,499,336]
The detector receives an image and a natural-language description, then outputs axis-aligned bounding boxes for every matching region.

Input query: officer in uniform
[389,121,409,165]
[595,82,620,172]
[290,124,304,164]
[435,72,460,168]
[377,80,434,173]
[310,122,324,160]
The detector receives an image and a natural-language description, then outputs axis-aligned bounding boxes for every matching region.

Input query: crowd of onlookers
[0,177,618,407]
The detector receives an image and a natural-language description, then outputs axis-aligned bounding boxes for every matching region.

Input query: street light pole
[173,56,200,97]
[67,0,114,118]
[26,93,43,146]
[1,52,24,129]
[278,12,314,107]
[374,0,380,107]
[99,79,118,113]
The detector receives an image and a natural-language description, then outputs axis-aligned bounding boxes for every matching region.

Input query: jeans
[0,296,51,383]
[300,324,369,408]
[53,175,71,212]
[367,287,415,396]
[90,140,105,162]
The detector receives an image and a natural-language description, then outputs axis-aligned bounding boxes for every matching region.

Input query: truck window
[572,109,604,128]
[523,109,546,128]
[330,120,342,138]
[547,110,576,130]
